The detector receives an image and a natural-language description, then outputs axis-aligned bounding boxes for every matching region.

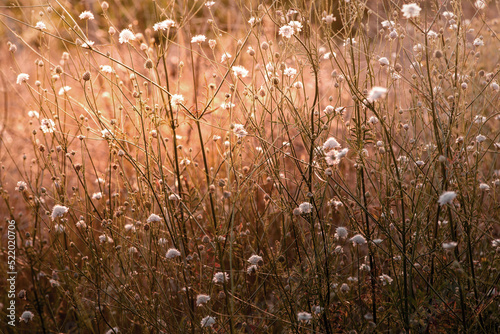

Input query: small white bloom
[442,241,458,250]
[28,110,39,118]
[205,1,215,8]
[476,134,487,143]
[58,86,71,95]
[402,3,422,19]
[475,0,486,10]
[232,65,249,78]
[298,202,313,214]
[124,223,136,232]
[438,191,457,206]
[379,274,393,286]
[101,129,113,139]
[491,239,500,247]
[51,204,68,220]
[381,20,395,28]
[147,213,162,223]
[247,254,263,265]
[233,123,248,138]
[20,310,34,323]
[16,181,27,191]
[283,67,297,77]
[279,25,294,39]
[323,137,340,151]
[212,272,229,284]
[191,35,206,43]
[221,102,235,109]
[92,192,102,200]
[336,227,348,239]
[170,94,185,106]
[201,316,216,327]
[340,283,350,292]
[378,57,390,66]
[297,312,312,322]
[479,183,490,191]
[196,294,211,306]
[153,19,176,31]
[17,73,30,84]
[119,29,136,44]
[220,52,232,62]
[169,193,181,201]
[473,38,484,47]
[367,86,388,102]
[35,21,47,30]
[54,224,65,234]
[101,65,114,74]
[79,11,95,20]
[166,248,181,259]
[350,234,367,245]
[41,119,56,133]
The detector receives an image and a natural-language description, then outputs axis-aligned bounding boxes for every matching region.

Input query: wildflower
[381,20,395,28]
[323,14,336,24]
[343,38,356,46]
[312,305,324,314]
[208,39,216,49]
[442,241,458,250]
[288,21,303,33]
[191,35,206,43]
[201,316,216,327]
[326,148,349,165]
[51,205,68,220]
[35,21,47,30]
[212,272,229,284]
[92,192,102,200]
[76,220,87,229]
[438,191,457,206]
[401,3,421,19]
[232,65,249,78]
[492,239,500,247]
[101,65,114,74]
[248,17,256,26]
[340,283,350,292]
[350,234,367,245]
[323,137,340,151]
[297,312,312,322]
[247,264,258,274]
[196,294,210,306]
[79,11,95,20]
[99,234,113,243]
[153,19,176,31]
[379,274,393,286]
[476,134,486,143]
[101,129,113,139]
[41,119,56,133]
[28,110,39,118]
[119,29,136,44]
[283,67,297,77]
[279,25,295,39]
[54,224,65,234]
[427,30,438,39]
[205,1,215,8]
[221,102,235,110]
[479,183,490,191]
[169,193,181,201]
[124,223,136,232]
[293,81,303,89]
[220,52,232,62]
[58,86,71,95]
[335,227,348,239]
[16,181,27,191]
[368,116,379,124]
[475,0,486,10]
[17,73,29,84]
[20,311,34,323]
[158,238,168,246]
[298,202,313,214]
[367,86,388,102]
[378,57,390,66]
[147,214,162,223]
[247,254,263,265]
[170,94,185,106]
[233,123,248,138]
[166,248,181,259]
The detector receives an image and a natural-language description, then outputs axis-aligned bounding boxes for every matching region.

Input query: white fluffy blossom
[170,94,185,107]
[166,248,181,259]
[442,241,458,250]
[438,191,456,206]
[51,204,68,220]
[233,123,248,138]
[247,254,263,265]
[323,137,340,151]
[147,213,162,223]
[35,21,47,30]
[298,202,313,214]
[201,316,216,327]
[297,312,312,322]
[232,65,249,78]
[212,272,229,284]
[367,86,388,102]
[402,3,422,19]
[20,310,34,323]
[119,29,136,44]
[17,73,29,84]
[196,294,211,306]
[41,118,56,133]
[379,274,393,286]
[191,35,206,43]
[335,227,348,239]
[350,234,367,245]
[153,19,176,31]
[79,11,95,20]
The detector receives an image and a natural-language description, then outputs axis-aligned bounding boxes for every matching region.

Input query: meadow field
[1,0,500,332]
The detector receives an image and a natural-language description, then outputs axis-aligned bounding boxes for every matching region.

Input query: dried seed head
[82,71,91,81]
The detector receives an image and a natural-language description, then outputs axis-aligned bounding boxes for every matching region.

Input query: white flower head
[402,3,422,19]
[101,129,113,139]
[378,57,390,66]
[166,248,181,259]
[475,0,486,10]
[28,110,39,118]
[171,94,185,107]
[153,19,176,31]
[201,316,216,327]
[283,67,297,77]
[212,272,229,284]
[79,11,95,20]
[35,21,47,30]
[367,86,388,102]
[297,312,312,322]
[233,123,248,138]
[381,20,395,29]
[336,227,348,239]
[92,192,102,200]
[41,119,56,133]
[220,52,232,62]
[147,213,162,223]
[247,254,263,265]
[101,65,114,74]
[191,35,206,43]
[323,137,340,151]
[196,294,211,306]
[442,241,458,250]
[232,65,249,78]
[379,274,393,286]
[17,73,30,84]
[51,204,69,220]
[438,191,457,206]
[279,25,295,39]
[58,86,71,96]
[20,310,34,323]
[298,202,313,214]
[350,234,367,245]
[119,29,136,44]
